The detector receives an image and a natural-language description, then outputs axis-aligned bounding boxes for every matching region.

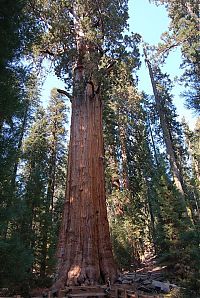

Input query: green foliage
[103,62,154,267]
[0,236,33,287]
[0,84,68,290]
[27,0,140,91]
[111,214,138,269]
[151,0,200,113]
[18,97,68,282]
[0,0,42,127]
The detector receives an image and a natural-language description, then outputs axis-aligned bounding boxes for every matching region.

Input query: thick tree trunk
[53,71,117,288]
[52,3,117,287]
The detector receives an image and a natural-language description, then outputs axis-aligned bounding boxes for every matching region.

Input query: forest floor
[136,253,167,273]
[117,253,181,297]
[0,254,182,298]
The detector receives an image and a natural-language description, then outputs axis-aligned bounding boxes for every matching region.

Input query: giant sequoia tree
[28,0,139,288]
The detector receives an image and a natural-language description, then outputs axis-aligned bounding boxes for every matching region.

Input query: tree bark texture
[54,70,117,288]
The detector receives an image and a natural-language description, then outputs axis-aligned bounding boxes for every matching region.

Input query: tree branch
[57,89,73,102]
[104,61,116,74]
[40,49,55,56]
[40,46,69,57]
[157,41,182,56]
[95,0,105,41]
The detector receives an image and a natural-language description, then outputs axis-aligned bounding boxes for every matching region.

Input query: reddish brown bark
[53,69,117,288]
[51,3,118,287]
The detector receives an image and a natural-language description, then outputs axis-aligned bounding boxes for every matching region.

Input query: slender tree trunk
[40,155,56,278]
[188,139,200,183]
[119,124,129,189]
[12,103,29,186]
[147,114,159,166]
[144,176,157,251]
[40,129,57,277]
[144,49,185,197]
[2,103,29,240]
[54,67,117,288]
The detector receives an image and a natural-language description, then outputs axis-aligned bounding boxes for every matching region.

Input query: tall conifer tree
[27,0,140,287]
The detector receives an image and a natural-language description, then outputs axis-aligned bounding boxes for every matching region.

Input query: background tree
[39,89,69,281]
[0,0,41,128]
[150,0,200,113]
[144,49,190,211]
[0,0,42,243]
[142,46,200,291]
[182,118,200,224]
[103,61,154,269]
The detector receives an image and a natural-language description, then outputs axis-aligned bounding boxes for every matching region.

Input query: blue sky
[41,0,196,128]
[129,0,169,44]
